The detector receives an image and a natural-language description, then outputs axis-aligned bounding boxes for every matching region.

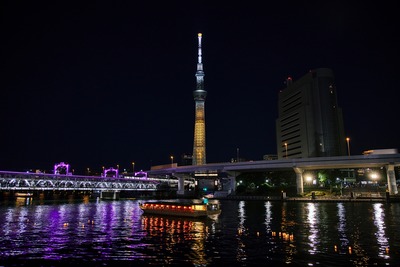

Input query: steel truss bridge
[0,171,176,193]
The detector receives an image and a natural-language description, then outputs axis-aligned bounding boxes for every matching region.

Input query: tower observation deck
[192,33,207,165]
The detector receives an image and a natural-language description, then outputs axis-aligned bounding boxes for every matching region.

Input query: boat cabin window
[192,205,207,211]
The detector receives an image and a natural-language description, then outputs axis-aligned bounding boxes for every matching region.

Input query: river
[0,197,399,266]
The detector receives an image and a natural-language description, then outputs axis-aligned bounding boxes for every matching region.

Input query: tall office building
[192,33,207,165]
[276,68,346,159]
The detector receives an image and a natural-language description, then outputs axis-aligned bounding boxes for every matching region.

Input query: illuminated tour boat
[139,199,221,218]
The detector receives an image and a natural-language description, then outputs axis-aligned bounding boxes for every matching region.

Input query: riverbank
[214,194,400,203]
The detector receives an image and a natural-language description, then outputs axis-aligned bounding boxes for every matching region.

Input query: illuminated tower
[192,33,207,165]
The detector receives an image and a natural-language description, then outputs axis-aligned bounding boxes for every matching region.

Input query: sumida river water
[0,197,399,266]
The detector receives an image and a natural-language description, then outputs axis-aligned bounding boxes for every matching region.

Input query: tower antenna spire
[197,33,203,68]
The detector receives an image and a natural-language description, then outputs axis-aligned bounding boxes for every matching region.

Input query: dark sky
[1,1,399,174]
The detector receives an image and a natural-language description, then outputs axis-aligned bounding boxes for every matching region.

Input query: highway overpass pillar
[224,176,236,194]
[226,171,240,194]
[176,175,185,196]
[293,167,304,195]
[386,164,398,195]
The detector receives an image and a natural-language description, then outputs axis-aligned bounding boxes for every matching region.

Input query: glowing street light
[370,172,379,182]
[346,137,351,156]
[370,172,379,192]
[284,142,288,158]
[305,175,313,184]
[170,156,174,165]
[132,162,135,173]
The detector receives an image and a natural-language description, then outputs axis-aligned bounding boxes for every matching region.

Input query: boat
[139,199,221,218]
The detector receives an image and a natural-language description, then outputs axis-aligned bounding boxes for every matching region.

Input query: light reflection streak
[4,209,13,237]
[43,204,66,259]
[141,215,208,265]
[306,203,319,254]
[264,201,272,232]
[96,201,117,245]
[336,203,349,252]
[280,202,289,231]
[280,202,295,264]
[236,201,247,263]
[17,204,28,235]
[372,203,389,259]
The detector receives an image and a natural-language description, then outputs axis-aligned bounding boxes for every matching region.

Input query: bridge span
[147,154,400,196]
[0,171,190,199]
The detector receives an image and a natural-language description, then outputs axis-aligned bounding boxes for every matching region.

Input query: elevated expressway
[147,154,400,196]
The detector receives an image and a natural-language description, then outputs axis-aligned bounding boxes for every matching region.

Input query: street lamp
[346,137,351,156]
[170,156,174,165]
[305,175,313,185]
[370,172,379,193]
[284,142,288,158]
[132,162,135,173]
[370,172,378,183]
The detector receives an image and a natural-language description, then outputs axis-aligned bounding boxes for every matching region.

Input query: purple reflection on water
[1,199,400,266]
[0,200,150,262]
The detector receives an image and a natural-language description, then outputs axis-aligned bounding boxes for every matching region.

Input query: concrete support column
[293,167,304,195]
[223,176,236,194]
[386,164,398,195]
[229,176,236,193]
[225,171,240,194]
[176,176,185,196]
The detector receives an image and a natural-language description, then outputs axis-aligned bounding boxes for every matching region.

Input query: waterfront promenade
[222,194,395,202]
[213,187,400,203]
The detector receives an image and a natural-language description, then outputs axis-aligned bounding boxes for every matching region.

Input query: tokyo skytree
[192,33,207,165]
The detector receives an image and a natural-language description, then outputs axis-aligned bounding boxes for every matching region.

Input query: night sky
[1,1,399,174]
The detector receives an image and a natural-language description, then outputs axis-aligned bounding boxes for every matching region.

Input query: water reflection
[236,200,247,264]
[306,203,319,255]
[336,203,350,253]
[278,202,296,264]
[141,215,210,266]
[237,200,246,233]
[0,199,399,266]
[372,203,389,259]
[347,206,369,267]
[264,201,272,232]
